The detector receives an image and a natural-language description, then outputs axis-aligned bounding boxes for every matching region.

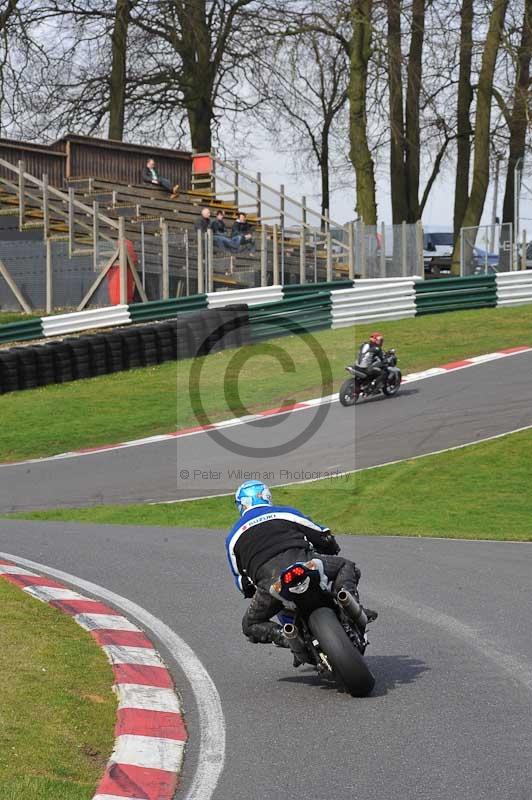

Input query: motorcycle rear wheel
[339,378,359,406]
[308,607,375,697]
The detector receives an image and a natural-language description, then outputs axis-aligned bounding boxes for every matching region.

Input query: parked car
[423,231,453,275]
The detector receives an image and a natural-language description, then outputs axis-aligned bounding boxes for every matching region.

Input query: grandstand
[0,135,352,312]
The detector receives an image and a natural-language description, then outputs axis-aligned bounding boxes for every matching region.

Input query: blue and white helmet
[235,480,272,516]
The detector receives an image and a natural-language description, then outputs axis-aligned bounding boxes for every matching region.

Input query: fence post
[234,161,239,209]
[118,216,127,304]
[299,225,306,284]
[42,173,50,238]
[401,220,407,277]
[256,172,262,220]
[416,220,424,278]
[302,196,307,226]
[46,237,53,313]
[360,220,367,278]
[326,225,333,282]
[93,200,100,272]
[272,224,279,285]
[206,228,214,292]
[68,187,75,256]
[184,231,190,295]
[380,221,386,278]
[260,224,268,287]
[522,229,527,270]
[140,221,146,289]
[161,220,169,299]
[348,221,355,280]
[18,161,25,231]
[197,229,204,293]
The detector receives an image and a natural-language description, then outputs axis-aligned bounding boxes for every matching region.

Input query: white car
[423,231,453,275]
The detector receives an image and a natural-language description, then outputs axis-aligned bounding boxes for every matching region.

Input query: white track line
[0,552,226,800]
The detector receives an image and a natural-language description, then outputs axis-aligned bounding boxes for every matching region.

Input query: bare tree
[453,0,474,240]
[108,0,132,140]
[452,0,510,272]
[501,0,532,226]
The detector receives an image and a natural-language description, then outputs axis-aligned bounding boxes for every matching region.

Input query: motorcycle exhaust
[337,589,368,628]
[283,623,308,665]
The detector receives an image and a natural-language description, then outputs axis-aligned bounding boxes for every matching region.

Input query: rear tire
[339,378,358,407]
[308,607,374,697]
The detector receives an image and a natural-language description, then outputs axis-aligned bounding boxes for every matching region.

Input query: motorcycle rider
[356,331,387,387]
[226,480,377,647]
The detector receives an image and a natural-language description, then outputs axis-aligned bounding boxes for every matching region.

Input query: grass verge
[1,305,531,462]
[0,579,116,799]
[10,428,532,541]
[0,312,39,326]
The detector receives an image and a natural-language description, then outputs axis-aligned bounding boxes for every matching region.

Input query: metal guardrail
[0,318,43,344]
[248,293,332,341]
[496,271,532,307]
[415,275,497,315]
[128,295,208,323]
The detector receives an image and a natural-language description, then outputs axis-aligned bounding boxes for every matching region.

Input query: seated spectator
[142,158,179,198]
[232,212,255,251]
[195,206,212,234]
[195,208,238,253]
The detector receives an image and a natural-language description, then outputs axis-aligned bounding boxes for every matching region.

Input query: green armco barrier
[129,294,208,322]
[283,279,354,297]
[0,318,43,344]
[249,293,332,340]
[415,275,497,316]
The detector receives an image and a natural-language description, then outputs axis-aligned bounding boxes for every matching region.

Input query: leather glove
[241,575,256,598]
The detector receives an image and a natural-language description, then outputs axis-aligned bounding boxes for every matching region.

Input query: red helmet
[370,332,384,346]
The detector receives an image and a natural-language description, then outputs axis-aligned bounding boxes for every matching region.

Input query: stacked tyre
[0,305,251,394]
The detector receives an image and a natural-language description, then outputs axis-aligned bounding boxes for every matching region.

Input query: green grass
[0,311,38,325]
[0,579,116,799]
[11,427,532,540]
[1,305,531,462]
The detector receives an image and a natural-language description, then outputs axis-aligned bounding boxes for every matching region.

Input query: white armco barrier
[496,271,532,307]
[42,305,131,336]
[331,278,418,329]
[207,285,283,308]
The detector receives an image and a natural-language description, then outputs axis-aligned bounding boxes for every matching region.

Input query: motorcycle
[339,346,402,406]
[271,558,375,697]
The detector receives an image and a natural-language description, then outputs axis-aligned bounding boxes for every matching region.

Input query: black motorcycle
[272,558,375,697]
[339,346,402,406]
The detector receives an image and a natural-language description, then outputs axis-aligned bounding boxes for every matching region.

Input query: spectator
[195,206,212,234]
[195,208,238,253]
[142,158,179,198]
[232,212,255,251]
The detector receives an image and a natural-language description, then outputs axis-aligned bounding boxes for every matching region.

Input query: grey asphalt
[0,519,530,800]
[1,351,532,511]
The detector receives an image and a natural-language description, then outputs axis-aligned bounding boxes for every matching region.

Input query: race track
[1,520,531,800]
[2,351,532,798]
[1,350,532,511]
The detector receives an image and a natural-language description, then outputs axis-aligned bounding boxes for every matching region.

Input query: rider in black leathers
[226,481,377,647]
[357,331,386,387]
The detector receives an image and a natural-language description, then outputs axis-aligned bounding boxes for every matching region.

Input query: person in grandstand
[142,157,179,197]
[231,212,255,251]
[210,209,239,252]
[226,480,377,647]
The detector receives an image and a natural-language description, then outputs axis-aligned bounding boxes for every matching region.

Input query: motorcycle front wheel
[308,607,375,697]
[382,371,402,397]
[339,378,359,406]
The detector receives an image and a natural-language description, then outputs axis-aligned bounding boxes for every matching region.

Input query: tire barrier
[0,305,251,395]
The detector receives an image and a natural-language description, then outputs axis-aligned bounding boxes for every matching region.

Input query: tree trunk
[349,0,377,225]
[451,0,509,273]
[387,0,407,224]
[108,0,131,141]
[453,0,474,242]
[501,0,532,227]
[404,0,425,222]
